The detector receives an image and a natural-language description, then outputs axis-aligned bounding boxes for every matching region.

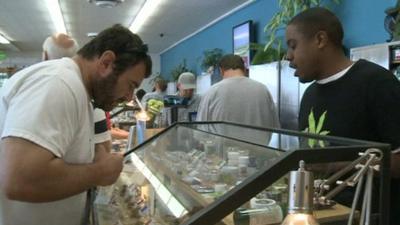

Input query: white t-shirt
[0,58,94,225]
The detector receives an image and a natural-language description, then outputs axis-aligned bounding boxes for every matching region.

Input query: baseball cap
[178,72,196,90]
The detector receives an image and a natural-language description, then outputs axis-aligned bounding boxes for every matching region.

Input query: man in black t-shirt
[285,7,400,224]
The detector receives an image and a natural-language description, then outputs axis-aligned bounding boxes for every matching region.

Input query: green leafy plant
[201,48,224,73]
[251,43,285,65]
[304,109,330,148]
[388,1,400,41]
[170,59,193,81]
[264,0,341,58]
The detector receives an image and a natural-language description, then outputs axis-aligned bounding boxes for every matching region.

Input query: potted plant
[170,59,193,81]
[263,0,341,59]
[385,1,400,41]
[201,48,224,74]
[251,43,284,65]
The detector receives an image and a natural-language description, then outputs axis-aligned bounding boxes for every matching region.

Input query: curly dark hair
[77,24,152,78]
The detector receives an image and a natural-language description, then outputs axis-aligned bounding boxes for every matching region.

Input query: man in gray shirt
[197,54,279,129]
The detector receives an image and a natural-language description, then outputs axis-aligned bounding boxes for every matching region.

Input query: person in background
[141,77,167,108]
[285,7,400,224]
[104,112,129,140]
[42,33,111,149]
[0,24,152,225]
[42,33,79,61]
[196,54,279,129]
[107,89,150,139]
[176,72,201,121]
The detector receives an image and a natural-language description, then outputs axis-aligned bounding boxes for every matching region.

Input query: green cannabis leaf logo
[304,109,330,148]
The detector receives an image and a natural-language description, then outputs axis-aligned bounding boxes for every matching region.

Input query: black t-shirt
[299,59,400,149]
[299,59,400,224]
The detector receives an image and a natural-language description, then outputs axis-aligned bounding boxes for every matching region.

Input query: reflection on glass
[94,122,375,225]
[133,125,287,224]
[96,124,289,224]
[188,123,371,151]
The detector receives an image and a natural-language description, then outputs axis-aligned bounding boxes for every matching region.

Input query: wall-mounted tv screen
[233,20,254,68]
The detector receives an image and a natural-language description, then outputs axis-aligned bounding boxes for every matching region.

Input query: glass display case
[92,122,390,225]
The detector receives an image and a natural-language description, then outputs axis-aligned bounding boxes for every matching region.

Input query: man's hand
[93,148,124,186]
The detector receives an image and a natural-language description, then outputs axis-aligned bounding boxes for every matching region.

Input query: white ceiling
[0,0,250,54]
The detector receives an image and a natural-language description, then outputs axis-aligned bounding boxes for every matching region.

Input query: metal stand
[314,148,382,225]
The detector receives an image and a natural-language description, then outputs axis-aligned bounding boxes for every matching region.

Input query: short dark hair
[155,77,168,92]
[218,54,245,71]
[288,7,343,48]
[78,24,152,78]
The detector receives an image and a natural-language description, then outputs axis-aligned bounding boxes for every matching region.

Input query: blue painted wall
[335,0,396,48]
[161,0,397,80]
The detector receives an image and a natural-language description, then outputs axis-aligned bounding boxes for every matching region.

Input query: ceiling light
[87,0,124,8]
[0,34,10,44]
[129,0,162,33]
[87,32,98,38]
[45,0,67,34]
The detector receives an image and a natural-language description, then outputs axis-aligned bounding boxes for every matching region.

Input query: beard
[92,71,119,111]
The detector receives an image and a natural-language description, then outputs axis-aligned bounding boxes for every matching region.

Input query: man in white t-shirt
[0,24,152,225]
[42,33,111,147]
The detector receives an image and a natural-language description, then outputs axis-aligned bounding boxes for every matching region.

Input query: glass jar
[249,198,283,225]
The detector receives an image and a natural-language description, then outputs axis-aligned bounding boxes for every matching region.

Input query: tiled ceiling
[0,0,250,54]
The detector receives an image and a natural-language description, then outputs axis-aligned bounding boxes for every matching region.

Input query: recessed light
[87,32,98,38]
[87,0,124,8]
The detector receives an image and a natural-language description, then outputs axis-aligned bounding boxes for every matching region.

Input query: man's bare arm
[0,137,123,202]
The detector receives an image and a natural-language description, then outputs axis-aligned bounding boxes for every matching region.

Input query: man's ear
[315,30,329,49]
[219,68,225,77]
[97,50,116,77]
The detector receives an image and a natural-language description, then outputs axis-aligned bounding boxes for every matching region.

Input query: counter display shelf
[92,122,390,225]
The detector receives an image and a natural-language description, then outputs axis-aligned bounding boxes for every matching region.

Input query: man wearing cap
[176,72,201,122]
[197,54,279,129]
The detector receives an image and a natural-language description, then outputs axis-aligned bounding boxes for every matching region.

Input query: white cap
[178,72,196,90]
